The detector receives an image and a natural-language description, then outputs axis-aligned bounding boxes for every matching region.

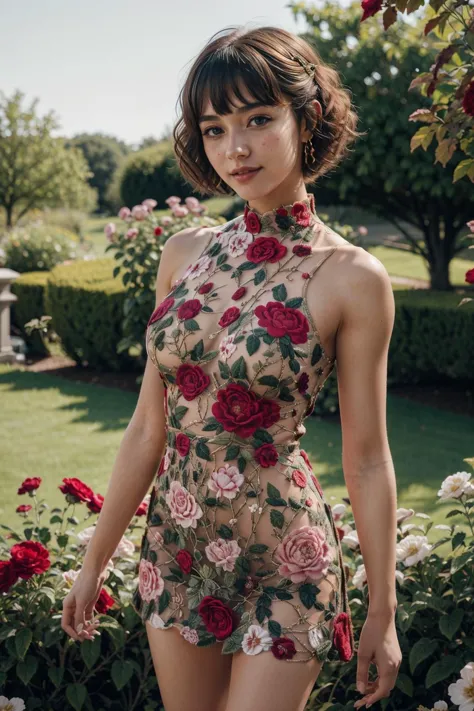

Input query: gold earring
[304,139,316,167]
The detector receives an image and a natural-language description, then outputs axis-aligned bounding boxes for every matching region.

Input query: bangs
[191,50,287,120]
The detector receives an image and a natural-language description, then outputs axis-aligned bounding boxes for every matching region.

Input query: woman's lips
[231,167,262,183]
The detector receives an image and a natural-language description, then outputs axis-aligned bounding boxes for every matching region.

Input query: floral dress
[132,194,355,664]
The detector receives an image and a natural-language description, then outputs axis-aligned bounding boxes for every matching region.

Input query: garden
[1,0,474,709]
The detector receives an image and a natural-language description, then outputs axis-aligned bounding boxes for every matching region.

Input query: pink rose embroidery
[275,526,333,583]
[207,464,244,499]
[205,538,241,572]
[292,470,307,488]
[138,559,165,601]
[165,481,203,529]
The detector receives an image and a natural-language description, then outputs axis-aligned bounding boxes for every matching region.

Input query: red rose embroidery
[301,272,310,279]
[276,207,289,217]
[292,470,307,488]
[10,541,51,580]
[177,299,202,320]
[16,504,32,513]
[312,474,325,498]
[17,477,42,495]
[87,493,104,513]
[218,307,240,328]
[0,560,19,592]
[292,244,312,256]
[198,282,214,294]
[176,433,191,457]
[300,449,311,469]
[197,596,239,640]
[212,383,280,438]
[297,372,309,393]
[243,208,262,235]
[232,286,246,300]
[254,443,278,468]
[333,612,353,661]
[59,477,94,503]
[465,268,474,284]
[271,637,297,659]
[148,297,174,327]
[254,301,309,344]
[176,549,193,574]
[135,500,148,516]
[246,236,287,264]
[305,498,313,507]
[95,587,115,614]
[175,364,210,401]
[291,202,312,227]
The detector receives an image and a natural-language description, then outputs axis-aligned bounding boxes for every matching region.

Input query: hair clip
[291,54,317,78]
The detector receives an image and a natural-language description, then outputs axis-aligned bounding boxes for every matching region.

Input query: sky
[1,0,352,148]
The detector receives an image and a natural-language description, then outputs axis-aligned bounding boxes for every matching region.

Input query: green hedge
[44,259,136,371]
[11,271,51,356]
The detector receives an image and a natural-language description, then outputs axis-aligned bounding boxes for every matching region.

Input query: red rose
[297,372,309,393]
[465,268,474,284]
[197,595,239,640]
[176,433,191,457]
[305,498,313,507]
[16,504,32,514]
[175,363,210,401]
[147,297,175,327]
[232,286,247,300]
[292,470,307,488]
[218,307,240,328]
[292,244,312,256]
[59,477,94,503]
[177,298,202,320]
[176,549,193,574]
[10,541,51,580]
[246,236,287,264]
[254,443,279,468]
[254,301,309,344]
[271,637,297,659]
[17,477,42,495]
[0,560,19,592]
[135,500,148,516]
[95,587,115,614]
[291,203,312,227]
[154,226,163,236]
[312,474,325,498]
[212,383,279,438]
[300,449,311,469]
[361,0,383,21]
[198,282,214,294]
[333,612,353,661]
[462,81,474,116]
[243,208,262,235]
[276,207,289,217]
[259,397,281,428]
[87,493,104,514]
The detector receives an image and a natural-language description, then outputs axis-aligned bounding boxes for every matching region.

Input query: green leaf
[285,297,303,308]
[257,375,280,388]
[270,509,285,529]
[299,583,318,610]
[311,343,323,365]
[246,334,260,356]
[452,531,466,550]
[183,318,200,332]
[196,440,211,461]
[218,360,231,379]
[224,444,240,461]
[248,543,269,554]
[237,456,247,473]
[16,654,38,685]
[254,268,266,285]
[217,524,234,540]
[81,634,102,669]
[230,355,247,380]
[425,655,459,688]
[15,628,32,660]
[409,638,438,675]
[66,683,88,711]
[48,666,64,688]
[395,673,414,697]
[267,482,281,499]
[222,631,245,653]
[272,284,287,302]
[439,609,464,641]
[451,550,473,574]
[190,339,204,361]
[268,620,282,638]
[174,405,188,421]
[111,659,134,690]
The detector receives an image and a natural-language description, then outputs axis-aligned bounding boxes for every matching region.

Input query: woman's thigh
[225,650,323,711]
[146,622,232,711]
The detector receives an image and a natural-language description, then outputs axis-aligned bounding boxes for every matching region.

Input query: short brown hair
[173,25,362,196]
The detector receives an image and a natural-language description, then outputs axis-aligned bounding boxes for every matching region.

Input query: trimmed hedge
[11,271,51,356]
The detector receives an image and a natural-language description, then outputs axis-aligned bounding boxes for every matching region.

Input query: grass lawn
[1,364,471,559]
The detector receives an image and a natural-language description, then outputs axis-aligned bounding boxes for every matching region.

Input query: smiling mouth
[231,168,262,176]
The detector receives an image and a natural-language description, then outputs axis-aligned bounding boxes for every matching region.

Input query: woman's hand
[354,612,402,709]
[61,569,107,642]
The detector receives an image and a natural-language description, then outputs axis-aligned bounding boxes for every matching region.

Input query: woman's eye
[202,115,271,138]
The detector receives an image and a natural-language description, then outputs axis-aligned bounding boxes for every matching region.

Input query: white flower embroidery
[148,612,166,629]
[219,334,237,360]
[241,624,273,655]
[308,625,326,650]
[180,626,199,644]
[183,254,213,280]
[216,230,231,248]
[228,230,253,258]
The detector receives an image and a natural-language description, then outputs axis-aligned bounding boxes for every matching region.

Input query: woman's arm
[336,250,397,615]
[80,226,198,576]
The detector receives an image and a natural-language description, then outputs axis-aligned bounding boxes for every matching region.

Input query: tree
[290,0,472,290]
[0,90,97,228]
[65,133,130,213]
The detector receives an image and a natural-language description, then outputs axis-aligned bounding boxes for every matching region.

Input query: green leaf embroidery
[272,284,287,302]
[246,334,260,356]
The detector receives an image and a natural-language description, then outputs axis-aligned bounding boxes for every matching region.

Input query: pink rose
[275,526,333,583]
[104,223,116,241]
[205,538,241,572]
[207,464,244,499]
[171,205,189,217]
[138,559,164,602]
[292,470,307,488]
[165,196,181,207]
[131,205,148,221]
[291,202,312,227]
[185,197,200,209]
[142,199,157,210]
[118,207,131,220]
[126,228,138,240]
[165,480,203,528]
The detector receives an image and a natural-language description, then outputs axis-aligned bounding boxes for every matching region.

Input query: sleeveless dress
[132,193,355,664]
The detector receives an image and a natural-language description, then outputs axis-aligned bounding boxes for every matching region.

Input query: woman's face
[198,83,314,206]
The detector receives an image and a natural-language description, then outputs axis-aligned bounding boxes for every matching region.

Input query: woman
[62,24,401,711]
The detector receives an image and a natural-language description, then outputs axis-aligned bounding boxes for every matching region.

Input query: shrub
[1,224,78,273]
[11,271,51,356]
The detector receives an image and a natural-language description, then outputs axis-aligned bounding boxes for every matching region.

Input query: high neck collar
[242,193,319,240]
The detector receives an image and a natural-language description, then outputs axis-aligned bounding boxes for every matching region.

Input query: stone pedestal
[0,267,20,364]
